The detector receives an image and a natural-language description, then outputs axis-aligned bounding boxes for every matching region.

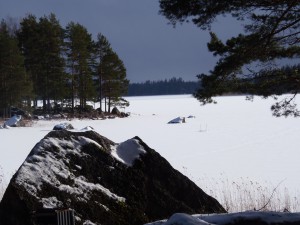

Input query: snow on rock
[146,211,300,225]
[168,117,186,124]
[41,196,63,208]
[80,126,94,131]
[53,122,74,130]
[165,213,210,225]
[15,135,124,203]
[83,220,97,225]
[198,211,300,225]
[4,115,22,127]
[0,125,9,129]
[111,138,146,166]
[0,130,225,225]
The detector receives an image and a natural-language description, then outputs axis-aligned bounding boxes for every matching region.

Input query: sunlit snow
[1,94,300,212]
[145,212,300,225]
[111,139,146,166]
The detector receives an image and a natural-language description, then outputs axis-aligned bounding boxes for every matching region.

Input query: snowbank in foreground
[146,211,300,225]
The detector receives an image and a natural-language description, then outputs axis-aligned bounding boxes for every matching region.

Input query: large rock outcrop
[0,130,225,225]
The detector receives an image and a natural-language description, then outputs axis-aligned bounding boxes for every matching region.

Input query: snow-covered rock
[146,211,300,225]
[80,126,94,131]
[168,117,186,124]
[4,115,22,127]
[0,130,224,225]
[53,122,74,130]
[165,213,210,225]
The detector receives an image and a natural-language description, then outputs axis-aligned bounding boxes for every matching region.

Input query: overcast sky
[0,0,239,83]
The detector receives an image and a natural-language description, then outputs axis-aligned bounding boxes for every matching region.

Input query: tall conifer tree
[37,14,66,111]
[93,33,112,112]
[18,14,65,112]
[17,14,40,107]
[0,20,32,118]
[65,22,96,112]
[101,50,128,113]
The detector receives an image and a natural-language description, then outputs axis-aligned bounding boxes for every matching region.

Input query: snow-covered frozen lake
[1,94,300,210]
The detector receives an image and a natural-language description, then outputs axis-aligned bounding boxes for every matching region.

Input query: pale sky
[0,0,239,83]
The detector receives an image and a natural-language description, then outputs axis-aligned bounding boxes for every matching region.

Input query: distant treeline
[127,77,200,96]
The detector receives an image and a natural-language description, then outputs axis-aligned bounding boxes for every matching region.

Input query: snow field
[1,94,300,211]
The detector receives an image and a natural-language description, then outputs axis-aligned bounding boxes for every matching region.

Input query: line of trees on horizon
[127,77,199,96]
[0,14,128,118]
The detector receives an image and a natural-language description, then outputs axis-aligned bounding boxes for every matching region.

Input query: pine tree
[17,14,40,107]
[0,20,32,118]
[93,33,112,112]
[101,50,129,113]
[37,14,66,112]
[65,22,96,113]
[18,14,66,112]
[159,0,300,116]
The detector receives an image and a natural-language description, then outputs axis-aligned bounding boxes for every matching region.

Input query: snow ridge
[111,138,146,166]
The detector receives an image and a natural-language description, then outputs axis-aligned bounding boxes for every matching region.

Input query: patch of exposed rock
[0,130,225,225]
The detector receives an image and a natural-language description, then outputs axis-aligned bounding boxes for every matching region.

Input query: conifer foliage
[0,20,32,118]
[159,0,300,116]
[18,14,66,111]
[65,22,96,113]
[101,50,129,113]
[0,14,129,117]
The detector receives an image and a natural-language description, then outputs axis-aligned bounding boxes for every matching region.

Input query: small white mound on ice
[111,139,146,166]
[80,126,94,131]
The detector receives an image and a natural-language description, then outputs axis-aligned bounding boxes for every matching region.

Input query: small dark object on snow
[111,107,121,116]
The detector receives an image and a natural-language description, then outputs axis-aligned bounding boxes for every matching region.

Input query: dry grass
[197,175,300,213]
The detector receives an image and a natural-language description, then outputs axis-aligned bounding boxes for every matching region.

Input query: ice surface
[1,94,300,211]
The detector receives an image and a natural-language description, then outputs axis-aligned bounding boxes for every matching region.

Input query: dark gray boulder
[111,107,121,116]
[0,130,225,225]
